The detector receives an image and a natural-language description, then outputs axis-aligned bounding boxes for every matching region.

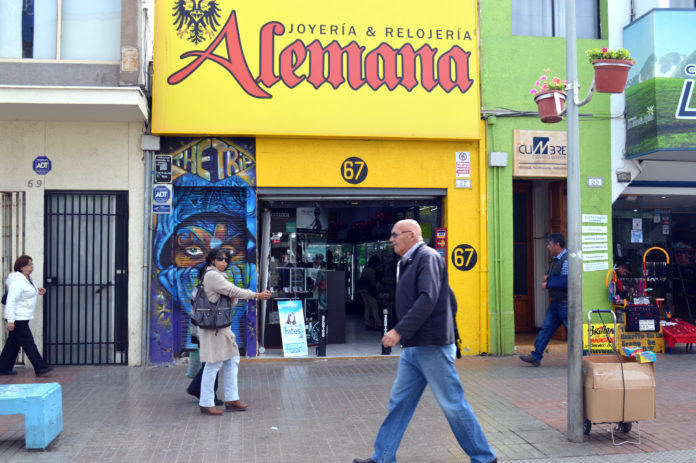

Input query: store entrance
[257,197,442,357]
[513,180,567,341]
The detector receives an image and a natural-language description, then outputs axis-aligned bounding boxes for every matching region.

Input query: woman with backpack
[195,247,270,415]
[0,255,53,377]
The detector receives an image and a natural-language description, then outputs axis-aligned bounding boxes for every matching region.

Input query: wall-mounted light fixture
[616,171,631,183]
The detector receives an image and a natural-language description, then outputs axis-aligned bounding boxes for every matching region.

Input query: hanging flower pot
[534,90,566,124]
[591,59,634,93]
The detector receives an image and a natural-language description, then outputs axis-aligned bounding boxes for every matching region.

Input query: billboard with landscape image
[625,10,696,157]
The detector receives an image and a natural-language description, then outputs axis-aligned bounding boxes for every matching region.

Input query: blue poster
[277,299,309,357]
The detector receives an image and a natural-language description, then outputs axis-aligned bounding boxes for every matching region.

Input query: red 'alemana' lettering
[168,10,270,98]
[167,10,473,98]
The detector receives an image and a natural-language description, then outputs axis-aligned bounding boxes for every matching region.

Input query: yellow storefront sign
[153,0,480,139]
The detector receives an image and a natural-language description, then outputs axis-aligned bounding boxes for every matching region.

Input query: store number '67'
[341,157,368,184]
[451,244,477,271]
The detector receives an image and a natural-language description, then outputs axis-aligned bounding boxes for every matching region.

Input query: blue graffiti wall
[150,137,257,364]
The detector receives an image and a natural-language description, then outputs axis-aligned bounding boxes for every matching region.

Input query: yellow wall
[258,136,489,354]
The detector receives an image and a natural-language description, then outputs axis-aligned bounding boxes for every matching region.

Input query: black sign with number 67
[341,157,368,184]
[451,244,477,271]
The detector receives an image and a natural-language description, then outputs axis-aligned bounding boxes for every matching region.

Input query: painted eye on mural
[185,246,204,257]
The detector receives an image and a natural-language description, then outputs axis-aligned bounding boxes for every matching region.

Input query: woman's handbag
[190,279,235,330]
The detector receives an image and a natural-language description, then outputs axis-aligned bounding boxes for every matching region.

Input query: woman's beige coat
[198,266,255,363]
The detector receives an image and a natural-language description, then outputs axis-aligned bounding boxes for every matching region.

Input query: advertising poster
[625,10,696,157]
[296,207,328,233]
[277,299,309,357]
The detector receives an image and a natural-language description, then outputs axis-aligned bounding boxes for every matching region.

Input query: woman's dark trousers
[0,320,48,372]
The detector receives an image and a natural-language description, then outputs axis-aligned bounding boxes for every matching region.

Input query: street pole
[565,0,584,443]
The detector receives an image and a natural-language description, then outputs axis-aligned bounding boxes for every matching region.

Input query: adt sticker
[33,156,52,175]
[153,185,171,204]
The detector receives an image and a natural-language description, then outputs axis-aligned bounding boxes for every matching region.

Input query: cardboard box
[583,355,656,423]
[621,346,643,358]
[636,351,657,363]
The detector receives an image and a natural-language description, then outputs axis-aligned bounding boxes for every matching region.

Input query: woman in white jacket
[0,255,53,376]
[196,247,270,415]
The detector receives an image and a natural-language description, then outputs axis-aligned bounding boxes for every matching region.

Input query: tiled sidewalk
[1,351,695,462]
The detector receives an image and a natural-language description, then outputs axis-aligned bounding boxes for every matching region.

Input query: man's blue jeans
[531,300,568,361]
[371,344,496,463]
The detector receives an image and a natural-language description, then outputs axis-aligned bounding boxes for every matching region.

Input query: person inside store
[195,247,271,415]
[615,260,633,301]
[0,255,54,377]
[356,255,385,330]
[313,253,325,268]
[519,233,568,368]
[325,250,336,270]
[353,219,497,463]
[277,252,293,292]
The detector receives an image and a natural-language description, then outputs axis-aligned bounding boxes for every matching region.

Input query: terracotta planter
[592,59,633,93]
[534,90,566,123]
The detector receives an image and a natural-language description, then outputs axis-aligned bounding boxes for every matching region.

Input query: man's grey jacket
[393,243,456,348]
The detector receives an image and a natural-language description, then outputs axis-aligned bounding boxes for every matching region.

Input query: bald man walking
[354,220,497,463]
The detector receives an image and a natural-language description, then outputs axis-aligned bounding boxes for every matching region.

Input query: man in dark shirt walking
[520,233,568,367]
[354,219,497,463]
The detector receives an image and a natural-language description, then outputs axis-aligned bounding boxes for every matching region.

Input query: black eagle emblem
[172,0,222,45]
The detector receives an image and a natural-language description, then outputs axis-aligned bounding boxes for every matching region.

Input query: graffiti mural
[150,137,257,364]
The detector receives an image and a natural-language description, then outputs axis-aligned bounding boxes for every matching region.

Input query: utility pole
[565,0,584,443]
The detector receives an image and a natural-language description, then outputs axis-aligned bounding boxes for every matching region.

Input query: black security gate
[43,191,128,365]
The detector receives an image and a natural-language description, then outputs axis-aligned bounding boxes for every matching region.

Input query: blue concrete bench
[0,382,63,449]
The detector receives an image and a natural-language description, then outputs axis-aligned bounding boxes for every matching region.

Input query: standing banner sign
[277,300,309,357]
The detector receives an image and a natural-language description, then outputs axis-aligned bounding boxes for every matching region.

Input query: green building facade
[479,0,615,355]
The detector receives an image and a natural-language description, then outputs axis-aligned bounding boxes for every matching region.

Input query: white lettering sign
[583,261,609,272]
[582,214,608,224]
[582,243,608,252]
[582,235,608,243]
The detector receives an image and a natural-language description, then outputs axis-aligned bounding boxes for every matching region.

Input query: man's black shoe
[35,366,54,377]
[353,459,376,463]
[520,354,541,367]
[489,459,498,463]
[0,370,18,375]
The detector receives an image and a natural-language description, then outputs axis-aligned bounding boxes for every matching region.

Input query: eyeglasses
[390,230,413,238]
[215,256,230,263]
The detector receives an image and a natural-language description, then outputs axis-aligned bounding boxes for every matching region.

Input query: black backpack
[1,290,6,305]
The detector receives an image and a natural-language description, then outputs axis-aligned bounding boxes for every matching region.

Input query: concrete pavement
[1,350,696,462]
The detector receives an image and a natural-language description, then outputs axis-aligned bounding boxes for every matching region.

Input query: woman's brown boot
[199,405,223,415]
[225,400,249,412]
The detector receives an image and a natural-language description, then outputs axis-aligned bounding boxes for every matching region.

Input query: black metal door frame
[43,191,128,365]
